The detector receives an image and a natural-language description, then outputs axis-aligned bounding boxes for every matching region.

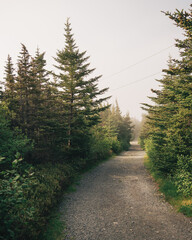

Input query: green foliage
[179,205,192,217]
[159,180,179,200]
[141,6,192,175]
[53,19,109,157]
[0,102,32,167]
[145,155,192,217]
[131,117,141,141]
[141,5,192,216]
[139,114,150,149]
[111,137,122,154]
[0,19,133,239]
[41,212,64,240]
[144,155,180,201]
[0,155,36,240]
[174,155,192,197]
[0,157,75,240]
[89,125,113,161]
[100,101,133,152]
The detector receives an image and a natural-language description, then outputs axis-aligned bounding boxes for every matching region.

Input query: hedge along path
[59,142,192,240]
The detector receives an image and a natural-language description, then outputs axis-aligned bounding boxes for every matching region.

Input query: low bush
[179,204,192,217]
[0,155,75,240]
[0,155,37,240]
[89,126,114,161]
[159,179,179,200]
[174,155,192,197]
[144,152,192,218]
[111,137,122,154]
[1,113,131,239]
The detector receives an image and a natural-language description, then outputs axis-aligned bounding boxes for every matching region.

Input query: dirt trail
[59,142,192,240]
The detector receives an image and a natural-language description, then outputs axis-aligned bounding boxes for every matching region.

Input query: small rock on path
[59,142,192,240]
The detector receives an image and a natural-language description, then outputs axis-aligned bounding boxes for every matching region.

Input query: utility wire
[102,44,174,81]
[109,71,162,92]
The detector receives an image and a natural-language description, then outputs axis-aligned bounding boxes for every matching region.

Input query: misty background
[0,0,191,120]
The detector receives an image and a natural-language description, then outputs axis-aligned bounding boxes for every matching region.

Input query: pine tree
[15,44,32,135]
[29,49,51,141]
[4,44,58,162]
[142,5,192,175]
[141,57,183,173]
[111,101,133,150]
[4,55,15,101]
[54,19,109,156]
[3,55,16,119]
[119,112,133,150]
[100,102,133,151]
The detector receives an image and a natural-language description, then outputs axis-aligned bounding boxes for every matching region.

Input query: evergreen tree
[131,117,141,141]
[111,101,133,150]
[142,5,192,175]
[119,112,133,150]
[29,49,51,141]
[0,102,32,169]
[100,102,133,151]
[4,55,15,103]
[15,44,32,135]
[3,55,16,121]
[54,19,109,156]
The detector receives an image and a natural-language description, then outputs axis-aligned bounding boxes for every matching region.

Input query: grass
[65,175,82,193]
[179,204,192,217]
[40,211,65,240]
[144,155,192,217]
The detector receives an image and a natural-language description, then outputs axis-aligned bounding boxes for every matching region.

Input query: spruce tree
[3,55,16,121]
[54,19,109,156]
[15,44,32,135]
[29,49,50,141]
[4,55,15,102]
[142,5,192,175]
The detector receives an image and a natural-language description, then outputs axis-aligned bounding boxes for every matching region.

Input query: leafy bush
[179,205,192,217]
[174,155,192,197]
[0,103,32,170]
[0,153,75,240]
[90,136,112,161]
[111,137,122,154]
[89,126,113,161]
[159,179,179,200]
[0,155,36,240]
[144,137,178,175]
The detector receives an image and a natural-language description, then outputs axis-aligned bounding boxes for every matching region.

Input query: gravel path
[59,142,192,240]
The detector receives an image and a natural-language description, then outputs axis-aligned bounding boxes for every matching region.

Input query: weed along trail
[59,142,192,240]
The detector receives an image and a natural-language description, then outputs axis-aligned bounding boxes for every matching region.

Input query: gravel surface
[59,142,192,240]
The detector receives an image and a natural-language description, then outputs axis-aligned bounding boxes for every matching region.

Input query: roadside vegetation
[140,5,192,217]
[0,20,133,239]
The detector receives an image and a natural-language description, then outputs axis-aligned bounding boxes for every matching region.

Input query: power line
[102,44,174,81]
[109,71,162,92]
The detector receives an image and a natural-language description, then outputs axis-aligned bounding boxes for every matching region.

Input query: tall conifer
[3,55,16,120]
[142,5,192,174]
[15,44,32,135]
[54,19,109,155]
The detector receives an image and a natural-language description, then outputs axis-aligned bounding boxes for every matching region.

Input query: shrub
[111,138,122,154]
[179,205,192,217]
[0,103,32,170]
[90,136,112,161]
[0,154,75,240]
[0,155,37,240]
[89,126,113,161]
[174,155,192,197]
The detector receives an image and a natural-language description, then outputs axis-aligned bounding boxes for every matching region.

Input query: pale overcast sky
[0,0,191,120]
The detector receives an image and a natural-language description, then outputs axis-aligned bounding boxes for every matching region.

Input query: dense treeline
[0,20,133,239]
[140,6,192,211]
[131,117,142,141]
